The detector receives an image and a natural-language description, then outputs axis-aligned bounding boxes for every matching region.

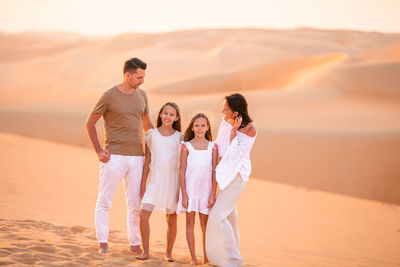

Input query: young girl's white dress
[141,128,182,213]
[177,141,215,215]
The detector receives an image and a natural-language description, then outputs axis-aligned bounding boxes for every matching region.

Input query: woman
[206,93,256,266]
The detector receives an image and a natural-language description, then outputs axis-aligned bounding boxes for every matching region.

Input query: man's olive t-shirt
[93,86,149,156]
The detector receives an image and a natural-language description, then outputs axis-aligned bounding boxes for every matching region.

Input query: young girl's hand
[182,193,189,209]
[207,195,216,208]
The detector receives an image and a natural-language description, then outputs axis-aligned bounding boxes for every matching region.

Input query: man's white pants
[95,154,144,246]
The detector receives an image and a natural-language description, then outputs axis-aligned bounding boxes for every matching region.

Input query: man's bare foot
[190,258,198,265]
[136,253,149,260]
[130,245,142,256]
[98,243,108,254]
[203,259,210,265]
[164,254,175,262]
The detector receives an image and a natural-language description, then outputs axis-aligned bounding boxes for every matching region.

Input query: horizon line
[1,26,399,38]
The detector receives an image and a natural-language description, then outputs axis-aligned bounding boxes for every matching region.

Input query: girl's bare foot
[98,243,108,254]
[164,254,175,262]
[136,253,149,260]
[190,258,198,265]
[130,245,142,256]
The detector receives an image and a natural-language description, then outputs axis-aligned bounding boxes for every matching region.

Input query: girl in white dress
[206,94,256,267]
[137,102,183,262]
[177,113,218,265]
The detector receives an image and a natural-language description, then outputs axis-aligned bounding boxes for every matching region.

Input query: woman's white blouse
[215,119,256,190]
[215,119,232,158]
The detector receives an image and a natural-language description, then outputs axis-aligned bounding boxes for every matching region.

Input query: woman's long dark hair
[225,93,253,129]
[156,102,181,131]
[183,113,212,141]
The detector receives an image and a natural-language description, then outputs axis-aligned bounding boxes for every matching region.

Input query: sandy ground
[0,28,400,266]
[0,133,399,266]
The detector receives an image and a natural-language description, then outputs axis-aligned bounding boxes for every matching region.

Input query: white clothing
[95,154,144,246]
[206,174,247,267]
[206,118,256,266]
[141,128,182,213]
[177,141,215,215]
[215,118,232,158]
[216,119,256,190]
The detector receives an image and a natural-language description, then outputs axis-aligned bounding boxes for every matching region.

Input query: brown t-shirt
[93,86,149,156]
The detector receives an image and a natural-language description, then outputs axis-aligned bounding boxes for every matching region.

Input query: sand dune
[0,132,399,266]
[297,61,400,99]
[0,31,84,62]
[353,41,400,64]
[150,53,347,95]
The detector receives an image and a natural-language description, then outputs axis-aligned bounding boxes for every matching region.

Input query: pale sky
[0,0,399,35]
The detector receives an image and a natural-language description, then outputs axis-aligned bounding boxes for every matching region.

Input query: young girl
[177,113,218,265]
[137,102,182,262]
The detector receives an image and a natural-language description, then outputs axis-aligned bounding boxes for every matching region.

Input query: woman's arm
[140,144,151,199]
[208,144,218,208]
[179,144,189,209]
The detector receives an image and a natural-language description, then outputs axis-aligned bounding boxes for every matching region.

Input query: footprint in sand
[10,243,28,248]
[1,247,25,253]
[11,252,37,265]
[29,245,58,254]
[57,244,83,253]
[37,221,53,230]
[51,225,72,236]
[0,261,14,266]
[0,250,12,257]
[70,226,87,234]
[16,236,31,241]
[77,252,99,260]
[85,234,97,240]
[62,237,78,244]
[57,251,73,258]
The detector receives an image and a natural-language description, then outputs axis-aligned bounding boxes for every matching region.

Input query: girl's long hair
[183,113,212,141]
[156,102,181,131]
[225,93,253,129]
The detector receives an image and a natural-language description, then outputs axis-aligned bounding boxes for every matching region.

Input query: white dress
[177,141,215,215]
[141,128,182,213]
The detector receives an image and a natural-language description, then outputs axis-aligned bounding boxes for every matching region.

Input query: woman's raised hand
[232,115,242,131]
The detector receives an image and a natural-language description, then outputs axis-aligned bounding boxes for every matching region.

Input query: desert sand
[0,28,400,265]
[0,133,399,266]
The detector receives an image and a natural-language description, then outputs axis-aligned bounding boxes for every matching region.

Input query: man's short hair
[123,58,147,74]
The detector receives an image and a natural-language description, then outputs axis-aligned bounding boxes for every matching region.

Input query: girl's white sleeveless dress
[141,128,182,213]
[177,141,215,215]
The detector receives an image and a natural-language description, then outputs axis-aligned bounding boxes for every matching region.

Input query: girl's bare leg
[199,213,209,264]
[165,213,177,262]
[136,209,152,260]
[186,212,198,265]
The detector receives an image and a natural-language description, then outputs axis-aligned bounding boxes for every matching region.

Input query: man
[85,57,154,254]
